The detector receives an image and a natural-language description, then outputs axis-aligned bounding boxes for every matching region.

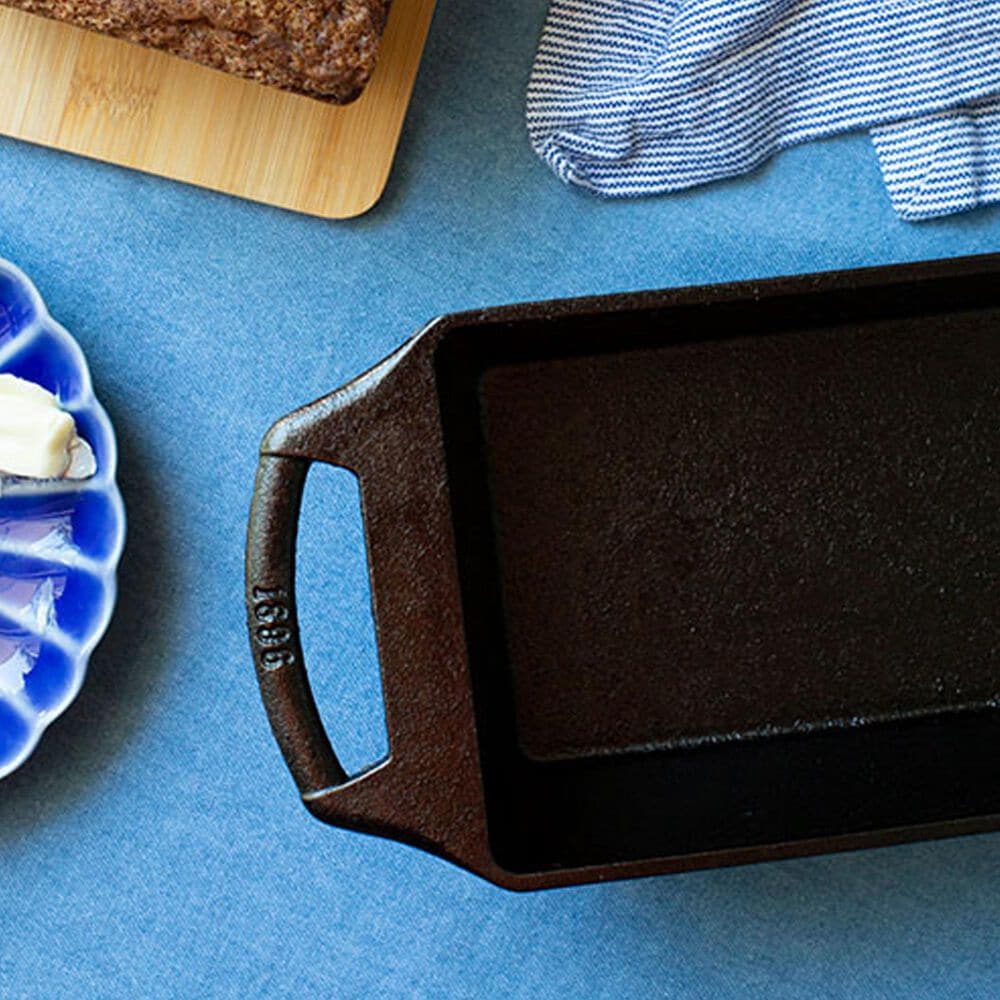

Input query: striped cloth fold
[527,0,1000,220]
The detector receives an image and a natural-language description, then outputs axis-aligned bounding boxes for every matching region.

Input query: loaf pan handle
[246,345,488,872]
[246,451,353,796]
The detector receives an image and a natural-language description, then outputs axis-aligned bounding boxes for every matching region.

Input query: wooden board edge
[0,0,436,220]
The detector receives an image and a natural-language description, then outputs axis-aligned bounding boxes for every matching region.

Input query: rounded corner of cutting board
[0,0,435,219]
[338,160,400,219]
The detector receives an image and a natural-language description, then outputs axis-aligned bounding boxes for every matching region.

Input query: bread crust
[3,0,390,103]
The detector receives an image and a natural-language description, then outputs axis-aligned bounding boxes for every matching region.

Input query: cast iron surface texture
[246,253,1000,891]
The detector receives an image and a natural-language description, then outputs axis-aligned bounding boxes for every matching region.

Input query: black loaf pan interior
[435,266,1000,876]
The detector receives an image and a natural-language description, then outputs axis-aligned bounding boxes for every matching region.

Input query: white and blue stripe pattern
[527,0,1000,220]
[872,97,1000,219]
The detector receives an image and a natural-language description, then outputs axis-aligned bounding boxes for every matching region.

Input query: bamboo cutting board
[0,0,436,218]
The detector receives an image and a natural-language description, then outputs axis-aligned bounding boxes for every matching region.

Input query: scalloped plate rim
[0,257,126,780]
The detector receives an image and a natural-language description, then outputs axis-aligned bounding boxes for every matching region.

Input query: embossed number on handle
[246,453,348,795]
[251,586,298,670]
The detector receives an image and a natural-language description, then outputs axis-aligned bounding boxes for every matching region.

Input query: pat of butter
[0,374,94,479]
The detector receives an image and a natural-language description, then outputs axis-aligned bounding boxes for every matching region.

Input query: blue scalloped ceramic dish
[0,260,125,779]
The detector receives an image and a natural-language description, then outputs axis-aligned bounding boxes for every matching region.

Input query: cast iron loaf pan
[246,254,1000,891]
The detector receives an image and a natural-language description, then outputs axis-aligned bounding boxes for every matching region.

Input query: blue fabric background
[1,2,998,996]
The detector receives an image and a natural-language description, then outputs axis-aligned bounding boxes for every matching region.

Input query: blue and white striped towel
[527,0,1000,220]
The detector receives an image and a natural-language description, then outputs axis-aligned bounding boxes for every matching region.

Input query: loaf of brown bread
[1,0,390,103]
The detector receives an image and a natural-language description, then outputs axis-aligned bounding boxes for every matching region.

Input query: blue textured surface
[0,2,998,997]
